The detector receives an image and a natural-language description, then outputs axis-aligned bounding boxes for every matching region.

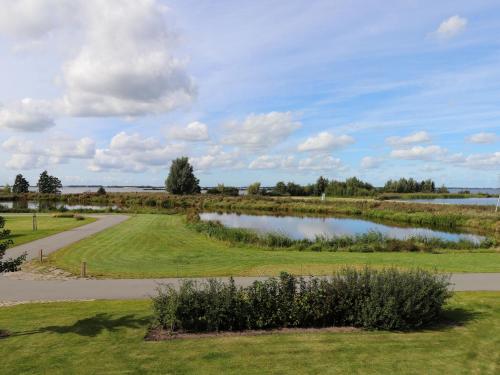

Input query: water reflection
[0,200,116,211]
[200,212,484,243]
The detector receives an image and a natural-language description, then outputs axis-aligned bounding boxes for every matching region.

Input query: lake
[200,212,484,243]
[403,197,498,206]
[0,201,117,211]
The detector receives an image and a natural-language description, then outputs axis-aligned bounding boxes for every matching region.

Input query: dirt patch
[146,326,360,341]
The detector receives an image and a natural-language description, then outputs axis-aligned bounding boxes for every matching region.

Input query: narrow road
[5,214,130,261]
[1,274,499,302]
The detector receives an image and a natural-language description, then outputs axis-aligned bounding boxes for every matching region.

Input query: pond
[200,212,485,243]
[0,201,117,211]
[400,197,498,206]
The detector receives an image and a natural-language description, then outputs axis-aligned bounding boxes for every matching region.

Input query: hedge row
[152,268,451,332]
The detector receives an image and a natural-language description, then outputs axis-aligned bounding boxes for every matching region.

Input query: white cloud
[249,155,295,169]
[110,132,160,151]
[61,0,194,117]
[190,146,243,171]
[466,132,498,144]
[462,152,500,170]
[168,121,209,141]
[434,15,467,39]
[0,99,55,132]
[0,0,195,120]
[390,145,446,160]
[298,155,346,172]
[89,132,187,173]
[298,132,354,152]
[360,156,383,169]
[386,131,430,146]
[222,112,300,150]
[2,135,95,169]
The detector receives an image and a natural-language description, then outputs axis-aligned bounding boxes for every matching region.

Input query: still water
[403,198,498,206]
[0,201,116,211]
[200,212,484,243]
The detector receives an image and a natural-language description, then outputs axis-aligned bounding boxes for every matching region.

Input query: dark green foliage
[165,157,200,195]
[0,216,26,273]
[383,178,437,193]
[325,177,375,197]
[96,186,107,195]
[206,184,239,196]
[12,174,30,194]
[37,171,62,194]
[188,220,494,252]
[152,269,451,332]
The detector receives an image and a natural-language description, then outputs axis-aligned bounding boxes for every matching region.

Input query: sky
[0,0,499,188]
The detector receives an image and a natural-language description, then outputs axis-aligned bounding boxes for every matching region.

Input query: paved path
[6,214,130,261]
[1,274,499,302]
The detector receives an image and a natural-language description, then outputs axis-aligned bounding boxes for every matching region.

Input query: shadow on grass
[11,313,149,338]
[427,307,483,330]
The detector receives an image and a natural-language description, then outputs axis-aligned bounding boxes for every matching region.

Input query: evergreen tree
[12,174,30,194]
[0,216,26,273]
[165,157,200,195]
[37,171,62,194]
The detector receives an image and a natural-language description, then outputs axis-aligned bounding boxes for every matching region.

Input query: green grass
[0,292,498,374]
[3,214,96,247]
[48,214,500,278]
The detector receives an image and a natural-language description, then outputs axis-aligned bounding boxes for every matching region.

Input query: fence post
[39,249,43,263]
[81,262,87,278]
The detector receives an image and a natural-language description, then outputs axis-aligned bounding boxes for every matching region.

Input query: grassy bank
[0,292,498,374]
[46,215,500,277]
[2,214,96,247]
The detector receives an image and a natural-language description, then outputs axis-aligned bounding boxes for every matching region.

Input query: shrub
[151,268,451,332]
[52,213,75,218]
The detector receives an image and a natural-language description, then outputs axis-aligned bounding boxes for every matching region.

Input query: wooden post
[81,262,87,278]
[39,249,43,263]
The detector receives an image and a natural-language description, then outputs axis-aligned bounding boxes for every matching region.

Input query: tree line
[3,171,62,195]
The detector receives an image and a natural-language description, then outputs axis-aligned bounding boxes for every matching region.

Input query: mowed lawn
[0,292,498,374]
[3,214,96,247]
[48,214,500,278]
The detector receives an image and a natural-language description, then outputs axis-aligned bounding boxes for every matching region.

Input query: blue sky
[0,0,498,187]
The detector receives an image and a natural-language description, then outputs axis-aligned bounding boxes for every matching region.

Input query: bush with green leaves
[152,268,451,332]
[0,216,26,273]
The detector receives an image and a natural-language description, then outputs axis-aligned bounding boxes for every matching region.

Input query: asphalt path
[5,214,130,261]
[1,274,499,302]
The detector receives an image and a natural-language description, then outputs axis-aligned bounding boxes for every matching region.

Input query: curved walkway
[6,214,130,261]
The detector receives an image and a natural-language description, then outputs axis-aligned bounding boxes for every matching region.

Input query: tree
[314,176,329,195]
[12,174,29,194]
[1,184,11,195]
[273,181,287,195]
[0,216,26,273]
[37,171,62,194]
[247,182,261,195]
[96,186,107,195]
[165,157,200,195]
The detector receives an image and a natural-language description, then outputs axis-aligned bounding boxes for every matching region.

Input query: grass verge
[47,215,500,278]
[0,292,498,374]
[3,214,96,247]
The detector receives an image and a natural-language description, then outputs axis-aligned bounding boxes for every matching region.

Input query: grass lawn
[0,292,498,374]
[2,214,96,247]
[47,214,500,278]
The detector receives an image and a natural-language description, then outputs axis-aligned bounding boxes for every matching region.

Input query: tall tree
[37,171,62,194]
[0,216,26,273]
[12,174,30,194]
[165,157,200,195]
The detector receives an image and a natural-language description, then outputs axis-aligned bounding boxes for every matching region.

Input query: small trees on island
[165,157,201,195]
